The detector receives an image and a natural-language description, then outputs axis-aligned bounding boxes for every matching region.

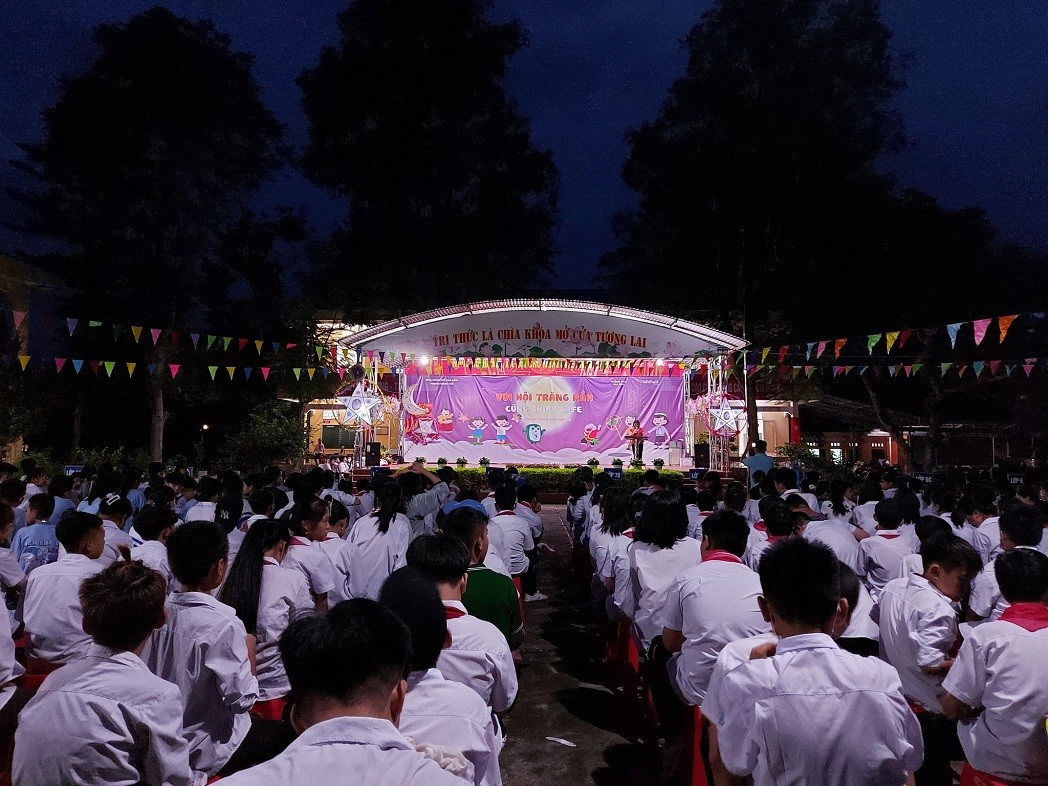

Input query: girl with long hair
[341,482,411,601]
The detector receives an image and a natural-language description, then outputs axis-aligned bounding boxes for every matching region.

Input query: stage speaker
[694,442,710,468]
[365,441,382,467]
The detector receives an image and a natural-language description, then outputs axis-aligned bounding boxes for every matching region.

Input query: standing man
[742,440,774,488]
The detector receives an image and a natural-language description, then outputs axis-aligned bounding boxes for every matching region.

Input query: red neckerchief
[495,511,516,517]
[877,532,901,539]
[703,549,743,564]
[623,528,635,541]
[290,536,312,547]
[445,605,467,620]
[753,521,766,532]
[1000,602,1048,632]
[766,534,789,543]
[519,502,533,511]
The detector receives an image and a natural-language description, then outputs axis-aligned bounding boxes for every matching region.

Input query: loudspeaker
[694,442,710,468]
[365,441,382,467]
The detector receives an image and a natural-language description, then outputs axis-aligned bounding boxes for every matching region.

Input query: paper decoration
[148,363,157,375]
[254,340,263,354]
[998,315,1017,343]
[222,337,232,350]
[190,333,200,348]
[226,366,236,380]
[208,366,218,380]
[90,361,101,374]
[1024,358,1036,377]
[12,312,26,329]
[150,328,162,344]
[131,326,143,343]
[72,359,84,373]
[940,363,952,375]
[206,335,217,349]
[760,348,770,364]
[293,368,302,380]
[972,318,992,346]
[88,320,102,327]
[238,338,248,351]
[15,355,29,370]
[337,368,346,380]
[112,325,122,340]
[169,364,180,379]
[867,334,881,353]
[126,362,136,376]
[103,361,115,376]
[286,343,297,351]
[989,360,1001,375]
[243,367,252,380]
[260,367,270,380]
[897,329,912,349]
[885,331,899,353]
[272,342,281,353]
[55,358,66,372]
[315,346,324,361]
[946,323,962,348]
[307,368,316,380]
[170,331,181,346]
[66,318,78,335]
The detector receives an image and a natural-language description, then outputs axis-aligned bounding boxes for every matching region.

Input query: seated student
[900,516,953,579]
[129,507,177,589]
[11,493,57,575]
[941,549,1048,785]
[46,474,76,525]
[175,476,198,520]
[221,518,315,703]
[858,497,919,603]
[514,483,546,603]
[707,538,923,786]
[851,482,885,537]
[835,562,880,657]
[184,476,220,522]
[771,467,818,511]
[593,488,633,598]
[143,520,293,780]
[23,511,105,667]
[566,480,589,545]
[220,599,464,786]
[878,534,981,786]
[588,487,623,585]
[744,502,799,571]
[688,490,716,541]
[960,488,1001,563]
[0,503,26,601]
[342,483,410,602]
[440,506,523,651]
[0,480,26,534]
[22,465,48,503]
[14,556,194,786]
[281,497,337,612]
[487,485,535,588]
[968,503,1045,622]
[661,509,771,706]
[804,493,862,575]
[613,491,702,651]
[90,493,134,566]
[406,534,518,713]
[320,499,351,560]
[380,567,503,786]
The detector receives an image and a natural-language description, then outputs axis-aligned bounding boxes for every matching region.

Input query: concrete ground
[499,508,662,785]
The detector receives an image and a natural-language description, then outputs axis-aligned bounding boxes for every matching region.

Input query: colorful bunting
[867,334,881,353]
[103,361,115,377]
[12,312,26,329]
[972,318,992,346]
[260,367,270,380]
[293,368,302,380]
[190,333,200,348]
[16,355,29,370]
[169,364,180,379]
[206,335,217,349]
[254,340,263,354]
[897,329,912,349]
[147,364,157,376]
[72,359,83,374]
[243,367,252,380]
[946,323,963,348]
[55,358,66,373]
[237,338,248,352]
[149,328,161,344]
[226,366,236,380]
[90,361,101,374]
[170,331,181,347]
[222,337,232,350]
[834,339,847,358]
[208,366,218,380]
[126,362,136,376]
[998,315,1017,343]
[131,326,143,343]
[816,340,828,358]
[885,331,899,353]
[307,368,316,380]
[66,318,78,335]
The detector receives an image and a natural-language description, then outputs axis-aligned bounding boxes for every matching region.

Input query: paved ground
[499,508,661,785]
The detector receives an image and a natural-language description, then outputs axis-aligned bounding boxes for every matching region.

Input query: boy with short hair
[941,549,1048,785]
[487,486,534,584]
[878,534,981,786]
[175,476,198,521]
[23,466,49,501]
[10,493,58,574]
[968,503,1045,621]
[129,507,178,589]
[406,534,518,713]
[858,497,918,602]
[143,520,292,780]
[0,479,26,533]
[46,474,76,524]
[23,511,105,666]
[709,538,923,785]
[14,557,193,786]
[220,599,464,785]
[381,567,503,786]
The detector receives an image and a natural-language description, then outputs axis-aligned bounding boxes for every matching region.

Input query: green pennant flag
[293,368,302,381]
[88,320,103,327]
[866,334,881,353]
[208,366,218,380]
[940,362,951,375]
[806,366,817,378]
[911,363,923,375]
[112,325,123,340]
[222,337,232,350]
[316,346,323,361]
[206,335,217,349]
[103,361,115,377]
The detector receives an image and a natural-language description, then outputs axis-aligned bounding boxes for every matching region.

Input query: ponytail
[373,483,404,534]
[220,518,292,635]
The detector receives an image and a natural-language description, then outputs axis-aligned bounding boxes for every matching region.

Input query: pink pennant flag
[55,358,66,373]
[1024,358,1036,376]
[337,368,346,380]
[169,364,180,379]
[260,367,270,380]
[12,311,26,329]
[972,318,992,346]
[816,340,828,358]
[150,328,162,344]
[286,342,297,351]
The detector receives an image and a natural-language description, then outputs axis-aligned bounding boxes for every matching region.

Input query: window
[322,425,356,450]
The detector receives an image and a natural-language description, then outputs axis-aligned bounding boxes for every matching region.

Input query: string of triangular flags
[741,356,1047,380]
[1,355,346,383]
[749,310,1046,365]
[399,355,689,376]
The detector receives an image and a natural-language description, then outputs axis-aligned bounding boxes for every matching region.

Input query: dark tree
[602,0,908,441]
[298,0,559,309]
[9,7,288,458]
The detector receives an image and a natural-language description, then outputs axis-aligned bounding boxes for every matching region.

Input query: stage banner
[402,374,685,465]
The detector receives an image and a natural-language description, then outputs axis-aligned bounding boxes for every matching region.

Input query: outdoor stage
[335,299,748,471]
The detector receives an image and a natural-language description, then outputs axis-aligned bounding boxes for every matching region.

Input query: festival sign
[402,374,686,465]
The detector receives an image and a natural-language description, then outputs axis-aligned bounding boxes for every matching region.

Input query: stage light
[656,359,664,366]
[420,355,430,364]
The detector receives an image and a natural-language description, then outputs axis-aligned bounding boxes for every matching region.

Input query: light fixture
[201,424,210,431]
[420,356,430,364]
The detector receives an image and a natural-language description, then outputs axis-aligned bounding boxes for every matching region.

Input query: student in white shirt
[128,506,177,590]
[23,511,105,667]
[961,489,1001,563]
[899,516,953,579]
[708,538,923,786]
[143,520,294,780]
[661,509,771,706]
[592,488,632,603]
[380,567,503,786]
[744,502,803,572]
[343,482,411,601]
[941,549,1048,785]
[320,499,351,561]
[616,490,702,650]
[14,556,194,786]
[220,517,315,702]
[968,503,1045,622]
[858,497,918,602]
[407,534,518,712]
[282,496,337,611]
[488,485,535,581]
[94,493,134,566]
[687,489,715,541]
[877,534,982,786]
[851,482,884,537]
[184,476,220,522]
[220,599,464,786]
[819,479,856,525]
[772,467,819,511]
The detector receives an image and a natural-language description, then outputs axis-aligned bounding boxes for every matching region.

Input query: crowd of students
[0,457,552,785]
[572,463,1048,785]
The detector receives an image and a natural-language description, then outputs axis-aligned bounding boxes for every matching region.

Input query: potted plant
[586,457,601,467]
[653,458,665,469]
[611,458,624,467]
[456,457,468,468]
[436,457,448,466]
[478,457,491,467]
[630,459,645,469]
[413,456,427,464]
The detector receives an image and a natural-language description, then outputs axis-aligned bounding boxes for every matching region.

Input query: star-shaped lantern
[337,384,384,426]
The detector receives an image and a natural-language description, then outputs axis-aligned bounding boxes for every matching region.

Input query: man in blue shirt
[742,440,775,488]
[11,493,60,574]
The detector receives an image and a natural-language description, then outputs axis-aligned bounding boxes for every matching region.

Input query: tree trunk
[149,346,169,461]
[861,373,919,471]
[71,394,83,452]
[739,231,760,456]
[922,377,946,470]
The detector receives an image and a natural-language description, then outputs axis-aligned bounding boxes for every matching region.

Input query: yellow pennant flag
[885,331,900,353]
[17,355,29,370]
[255,340,263,353]
[131,326,143,343]
[307,368,316,380]
[226,366,236,379]
[126,362,136,376]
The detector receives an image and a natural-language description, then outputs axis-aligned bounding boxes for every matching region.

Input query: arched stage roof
[341,299,746,361]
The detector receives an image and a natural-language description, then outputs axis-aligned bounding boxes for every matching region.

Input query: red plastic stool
[252,697,287,722]
[960,763,1025,786]
[512,575,525,622]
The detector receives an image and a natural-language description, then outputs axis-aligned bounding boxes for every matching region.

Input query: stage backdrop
[402,375,685,465]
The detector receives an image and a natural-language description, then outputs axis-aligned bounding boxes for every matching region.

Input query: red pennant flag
[169,364,180,379]
[170,331,181,346]
[834,339,847,358]
[90,360,101,374]
[286,342,297,351]
[55,358,66,373]
[238,338,248,351]
[778,346,789,363]
[337,368,346,380]
[989,360,1001,375]
[897,329,912,349]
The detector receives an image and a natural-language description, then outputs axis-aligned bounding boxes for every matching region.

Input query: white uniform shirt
[819,498,856,525]
[483,520,511,576]
[700,632,779,725]
[184,501,217,522]
[842,582,880,641]
[1039,525,1048,556]
[588,524,615,579]
[481,494,497,520]
[977,517,1002,563]
[969,557,1010,621]
[99,519,135,566]
[743,535,787,572]
[0,597,23,709]
[24,552,104,664]
[627,537,703,649]
[661,553,771,704]
[952,520,992,563]
[438,600,518,712]
[130,540,174,589]
[142,591,258,777]
[516,502,542,539]
[282,535,338,602]
[399,668,503,786]
[851,501,879,535]
[257,557,315,700]
[878,574,959,712]
[218,715,465,786]
[780,489,819,511]
[13,644,193,786]
[742,498,762,526]
[686,506,709,541]
[804,519,862,573]
[342,513,411,601]
[858,530,917,601]
[711,633,923,786]
[942,606,1048,783]
[488,512,533,576]
[601,530,633,583]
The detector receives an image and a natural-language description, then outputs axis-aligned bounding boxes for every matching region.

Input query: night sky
[2,0,1046,286]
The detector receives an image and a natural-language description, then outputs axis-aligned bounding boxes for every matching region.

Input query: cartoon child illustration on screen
[493,415,514,444]
[581,423,601,446]
[468,416,488,444]
[650,412,670,446]
[435,407,455,433]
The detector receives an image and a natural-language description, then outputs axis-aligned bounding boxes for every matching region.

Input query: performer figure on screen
[624,418,645,462]
[468,415,489,444]
[493,415,514,444]
[650,412,669,446]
